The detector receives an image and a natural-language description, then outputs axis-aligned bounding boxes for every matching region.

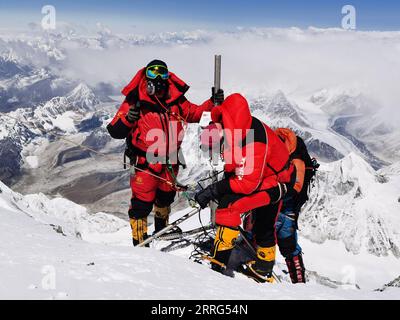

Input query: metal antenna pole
[210,54,222,226]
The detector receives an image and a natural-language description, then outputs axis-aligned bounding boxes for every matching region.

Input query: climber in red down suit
[195,93,295,282]
[107,59,224,246]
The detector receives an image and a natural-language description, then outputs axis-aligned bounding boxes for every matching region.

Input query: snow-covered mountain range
[0,81,104,185]
[302,153,400,257]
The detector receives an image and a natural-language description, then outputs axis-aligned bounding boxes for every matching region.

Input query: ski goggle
[146,65,169,80]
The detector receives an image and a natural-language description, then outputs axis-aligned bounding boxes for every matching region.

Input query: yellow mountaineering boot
[130,217,149,246]
[244,245,276,283]
[209,226,240,272]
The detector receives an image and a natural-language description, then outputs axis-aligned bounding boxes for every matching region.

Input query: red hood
[211,93,252,139]
[121,67,189,105]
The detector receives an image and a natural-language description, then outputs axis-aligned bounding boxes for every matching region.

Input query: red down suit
[107,68,214,223]
[211,93,294,247]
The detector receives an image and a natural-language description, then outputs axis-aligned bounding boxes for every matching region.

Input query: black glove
[126,103,140,123]
[211,87,224,105]
[266,182,287,204]
[194,183,220,209]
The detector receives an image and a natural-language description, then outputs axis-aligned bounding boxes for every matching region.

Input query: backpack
[290,136,320,211]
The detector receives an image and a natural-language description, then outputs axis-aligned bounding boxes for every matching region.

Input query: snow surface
[50,111,76,133]
[0,181,399,299]
[25,156,38,169]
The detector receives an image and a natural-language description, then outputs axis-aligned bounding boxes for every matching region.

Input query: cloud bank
[2,27,400,122]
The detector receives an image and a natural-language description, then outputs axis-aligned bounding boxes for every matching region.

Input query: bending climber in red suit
[195,93,295,282]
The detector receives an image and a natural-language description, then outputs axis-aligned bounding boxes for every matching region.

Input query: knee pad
[155,189,176,207]
[130,217,148,245]
[129,198,153,219]
[212,226,240,257]
[278,235,297,258]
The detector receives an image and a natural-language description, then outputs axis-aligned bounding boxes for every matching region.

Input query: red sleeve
[110,101,135,127]
[228,142,268,195]
[179,97,214,123]
[106,101,136,139]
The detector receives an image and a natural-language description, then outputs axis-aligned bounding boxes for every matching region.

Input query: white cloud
[3,27,400,122]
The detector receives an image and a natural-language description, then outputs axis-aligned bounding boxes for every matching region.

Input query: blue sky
[1,0,400,32]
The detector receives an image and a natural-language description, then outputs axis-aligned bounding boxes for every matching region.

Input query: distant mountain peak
[264,91,309,128]
[68,83,94,97]
[66,83,100,111]
[321,92,376,116]
[335,152,389,187]
[0,49,19,63]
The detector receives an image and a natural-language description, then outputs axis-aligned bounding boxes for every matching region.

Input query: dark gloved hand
[266,182,288,204]
[211,87,225,105]
[194,183,220,209]
[126,103,140,123]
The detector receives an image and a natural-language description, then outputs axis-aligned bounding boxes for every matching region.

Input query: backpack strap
[267,160,290,176]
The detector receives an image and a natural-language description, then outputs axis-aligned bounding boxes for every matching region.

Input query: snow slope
[1,181,399,299]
